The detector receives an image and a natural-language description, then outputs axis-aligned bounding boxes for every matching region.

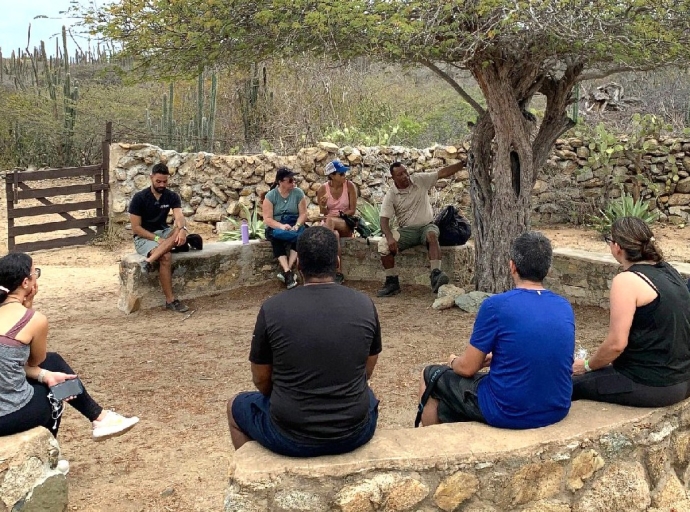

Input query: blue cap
[324,160,350,175]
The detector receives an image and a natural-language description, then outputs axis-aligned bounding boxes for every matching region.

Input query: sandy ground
[2,222,690,511]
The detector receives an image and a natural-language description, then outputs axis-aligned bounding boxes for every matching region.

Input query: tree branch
[419,59,485,115]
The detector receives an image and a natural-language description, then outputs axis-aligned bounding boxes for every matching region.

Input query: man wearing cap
[377,160,465,297]
[129,162,190,313]
[317,160,358,284]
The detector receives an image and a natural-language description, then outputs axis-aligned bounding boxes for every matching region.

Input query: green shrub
[590,192,657,234]
[356,199,385,237]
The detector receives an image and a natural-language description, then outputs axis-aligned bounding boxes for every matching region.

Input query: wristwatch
[181,226,188,232]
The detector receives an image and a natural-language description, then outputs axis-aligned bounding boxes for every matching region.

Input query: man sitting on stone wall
[377,160,465,297]
[128,162,189,313]
[418,232,575,429]
[227,226,382,456]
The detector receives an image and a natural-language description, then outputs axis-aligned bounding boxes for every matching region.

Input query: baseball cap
[276,167,296,182]
[324,160,350,176]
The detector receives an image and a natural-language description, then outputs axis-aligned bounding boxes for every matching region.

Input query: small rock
[432,296,457,310]
[161,487,175,497]
[455,291,493,313]
[437,284,465,298]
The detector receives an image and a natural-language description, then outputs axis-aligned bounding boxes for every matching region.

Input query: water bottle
[241,220,250,245]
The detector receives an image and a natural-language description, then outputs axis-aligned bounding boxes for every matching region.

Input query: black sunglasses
[603,234,613,244]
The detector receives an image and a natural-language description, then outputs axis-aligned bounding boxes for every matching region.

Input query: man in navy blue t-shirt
[419,231,575,429]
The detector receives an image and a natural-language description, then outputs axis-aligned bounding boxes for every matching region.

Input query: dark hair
[510,231,553,282]
[0,253,32,302]
[151,163,170,175]
[390,162,404,174]
[611,217,663,263]
[297,226,338,280]
[261,167,295,201]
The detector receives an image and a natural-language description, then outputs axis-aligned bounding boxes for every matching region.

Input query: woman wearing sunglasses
[572,217,690,407]
[0,252,139,444]
[262,167,308,289]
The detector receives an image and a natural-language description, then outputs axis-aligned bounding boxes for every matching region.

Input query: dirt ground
[3,222,690,511]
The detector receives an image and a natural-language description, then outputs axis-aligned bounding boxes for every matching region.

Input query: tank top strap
[4,309,35,338]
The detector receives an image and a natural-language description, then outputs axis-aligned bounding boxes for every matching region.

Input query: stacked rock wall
[109,136,690,226]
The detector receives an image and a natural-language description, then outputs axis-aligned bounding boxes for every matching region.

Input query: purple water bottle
[241,219,250,245]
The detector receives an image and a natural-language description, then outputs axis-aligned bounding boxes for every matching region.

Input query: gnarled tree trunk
[464,58,581,293]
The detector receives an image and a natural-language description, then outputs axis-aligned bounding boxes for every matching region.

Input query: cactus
[239,63,271,148]
[147,70,218,152]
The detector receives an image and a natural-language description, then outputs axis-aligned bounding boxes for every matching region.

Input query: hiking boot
[93,410,139,441]
[335,272,345,285]
[165,299,189,313]
[430,269,450,293]
[377,276,401,297]
[285,270,298,290]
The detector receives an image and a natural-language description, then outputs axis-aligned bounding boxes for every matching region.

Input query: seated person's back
[419,231,574,430]
[227,226,381,457]
[473,288,574,428]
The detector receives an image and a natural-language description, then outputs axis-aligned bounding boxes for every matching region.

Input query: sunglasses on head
[31,268,41,279]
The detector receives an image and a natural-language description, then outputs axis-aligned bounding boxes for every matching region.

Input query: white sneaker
[92,410,139,440]
[56,459,70,475]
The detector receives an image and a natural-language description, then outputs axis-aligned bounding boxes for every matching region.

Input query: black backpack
[434,205,471,246]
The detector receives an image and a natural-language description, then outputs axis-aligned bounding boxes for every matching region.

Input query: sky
[0,0,83,54]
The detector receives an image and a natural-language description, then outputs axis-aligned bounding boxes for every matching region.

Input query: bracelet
[154,235,161,242]
[181,226,188,232]
[295,223,302,228]
[37,369,47,383]
[584,359,592,373]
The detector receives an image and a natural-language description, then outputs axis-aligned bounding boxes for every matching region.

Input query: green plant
[219,203,266,241]
[356,199,384,237]
[589,192,658,234]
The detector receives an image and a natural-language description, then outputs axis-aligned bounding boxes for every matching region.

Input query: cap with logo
[324,160,350,176]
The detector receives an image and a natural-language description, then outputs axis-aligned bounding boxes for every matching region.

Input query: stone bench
[118,239,690,313]
[0,427,67,512]
[226,400,690,512]
[117,238,474,313]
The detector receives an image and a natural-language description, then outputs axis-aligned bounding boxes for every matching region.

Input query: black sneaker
[430,269,450,293]
[335,272,345,285]
[277,271,287,284]
[285,271,298,290]
[377,276,401,297]
[166,299,189,313]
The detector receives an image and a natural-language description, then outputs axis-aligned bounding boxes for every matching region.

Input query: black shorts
[423,364,487,424]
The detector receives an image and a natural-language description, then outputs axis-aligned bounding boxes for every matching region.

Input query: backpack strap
[414,366,451,427]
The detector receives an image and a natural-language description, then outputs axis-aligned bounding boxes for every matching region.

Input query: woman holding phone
[0,252,139,440]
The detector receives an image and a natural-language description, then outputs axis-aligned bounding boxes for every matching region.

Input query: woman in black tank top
[572,217,690,407]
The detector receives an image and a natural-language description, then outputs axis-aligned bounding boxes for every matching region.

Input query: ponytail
[0,285,9,303]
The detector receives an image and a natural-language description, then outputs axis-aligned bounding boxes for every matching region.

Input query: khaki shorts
[377,223,440,256]
[134,227,173,257]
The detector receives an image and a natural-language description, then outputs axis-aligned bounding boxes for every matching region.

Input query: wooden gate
[4,123,111,252]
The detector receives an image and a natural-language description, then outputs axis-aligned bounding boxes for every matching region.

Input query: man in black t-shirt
[227,226,382,457]
[128,163,189,313]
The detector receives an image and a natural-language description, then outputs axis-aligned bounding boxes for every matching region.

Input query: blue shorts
[232,389,379,457]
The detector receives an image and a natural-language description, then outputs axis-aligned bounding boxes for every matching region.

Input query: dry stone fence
[108,136,690,227]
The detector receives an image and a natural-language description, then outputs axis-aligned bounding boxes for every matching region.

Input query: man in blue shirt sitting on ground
[418,231,575,429]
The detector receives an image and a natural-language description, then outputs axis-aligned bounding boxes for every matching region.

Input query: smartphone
[50,379,84,401]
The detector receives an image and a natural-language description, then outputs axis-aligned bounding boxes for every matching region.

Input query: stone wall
[226,400,690,512]
[109,136,690,226]
[0,428,68,512]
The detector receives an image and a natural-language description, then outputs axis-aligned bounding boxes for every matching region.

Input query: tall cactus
[148,70,218,152]
[239,63,271,148]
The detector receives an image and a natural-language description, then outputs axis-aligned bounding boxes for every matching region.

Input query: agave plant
[590,192,657,234]
[356,199,386,237]
[219,203,266,241]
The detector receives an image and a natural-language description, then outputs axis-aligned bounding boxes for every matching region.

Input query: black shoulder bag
[414,366,451,427]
